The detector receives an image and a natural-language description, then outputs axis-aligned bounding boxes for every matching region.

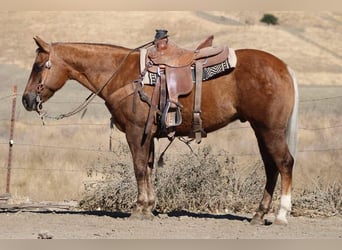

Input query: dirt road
[0,210,341,239]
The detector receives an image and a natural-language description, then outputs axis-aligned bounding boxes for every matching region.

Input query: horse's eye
[33,63,43,73]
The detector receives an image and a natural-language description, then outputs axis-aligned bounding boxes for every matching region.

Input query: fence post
[6,85,17,195]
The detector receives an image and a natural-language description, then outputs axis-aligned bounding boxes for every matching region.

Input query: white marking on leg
[276,194,292,224]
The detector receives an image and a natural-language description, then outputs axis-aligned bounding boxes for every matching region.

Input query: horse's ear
[33,36,50,53]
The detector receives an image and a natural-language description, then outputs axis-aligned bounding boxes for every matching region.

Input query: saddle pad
[202,48,236,81]
[140,48,237,85]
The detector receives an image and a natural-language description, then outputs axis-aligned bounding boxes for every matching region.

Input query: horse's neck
[55,43,136,99]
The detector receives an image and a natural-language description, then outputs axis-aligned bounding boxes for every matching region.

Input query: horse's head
[22,36,69,111]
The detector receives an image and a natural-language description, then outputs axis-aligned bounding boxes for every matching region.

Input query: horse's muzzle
[22,92,38,111]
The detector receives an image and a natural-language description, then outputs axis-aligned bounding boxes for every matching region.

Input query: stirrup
[161,100,182,128]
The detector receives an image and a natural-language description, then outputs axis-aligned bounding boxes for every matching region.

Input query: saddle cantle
[141,35,236,142]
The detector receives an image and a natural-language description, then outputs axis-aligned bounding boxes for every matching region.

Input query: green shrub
[260,13,279,25]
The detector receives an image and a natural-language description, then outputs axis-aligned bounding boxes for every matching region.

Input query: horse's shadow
[0,209,130,218]
[164,210,251,222]
[0,209,251,222]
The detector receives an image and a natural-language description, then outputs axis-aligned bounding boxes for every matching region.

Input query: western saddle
[141,30,235,143]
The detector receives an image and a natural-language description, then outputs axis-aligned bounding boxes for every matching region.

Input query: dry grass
[0,11,341,85]
[293,181,342,217]
[0,118,113,201]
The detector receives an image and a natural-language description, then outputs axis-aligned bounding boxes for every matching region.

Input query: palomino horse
[22,36,298,225]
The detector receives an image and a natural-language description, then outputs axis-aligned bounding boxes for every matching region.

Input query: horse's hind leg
[251,135,279,225]
[251,127,294,225]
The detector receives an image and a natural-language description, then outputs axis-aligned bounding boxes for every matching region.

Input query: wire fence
[1,89,342,174]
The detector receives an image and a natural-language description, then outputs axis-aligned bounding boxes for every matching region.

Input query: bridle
[36,59,53,114]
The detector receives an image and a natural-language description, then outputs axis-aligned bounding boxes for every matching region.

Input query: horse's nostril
[22,95,29,108]
[22,93,37,111]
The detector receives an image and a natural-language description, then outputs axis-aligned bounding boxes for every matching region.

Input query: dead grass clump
[80,165,136,212]
[80,141,136,212]
[155,146,265,213]
[80,145,265,214]
[292,181,342,217]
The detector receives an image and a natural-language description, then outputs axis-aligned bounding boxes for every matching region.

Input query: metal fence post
[6,85,17,194]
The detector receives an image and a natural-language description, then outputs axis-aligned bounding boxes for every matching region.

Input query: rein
[37,40,154,124]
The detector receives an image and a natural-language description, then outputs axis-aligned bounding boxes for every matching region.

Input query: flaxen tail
[286,66,299,162]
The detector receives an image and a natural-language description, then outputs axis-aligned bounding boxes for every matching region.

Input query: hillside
[0,11,341,86]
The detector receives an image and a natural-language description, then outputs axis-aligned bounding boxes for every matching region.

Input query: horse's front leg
[126,129,156,220]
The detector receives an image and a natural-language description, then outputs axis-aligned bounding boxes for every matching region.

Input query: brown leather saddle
[143,35,232,142]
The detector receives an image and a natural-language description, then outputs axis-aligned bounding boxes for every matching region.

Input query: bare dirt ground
[0,209,341,239]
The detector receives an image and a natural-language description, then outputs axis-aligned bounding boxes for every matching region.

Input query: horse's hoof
[250,214,265,225]
[129,212,155,221]
[274,217,288,226]
[250,218,264,225]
